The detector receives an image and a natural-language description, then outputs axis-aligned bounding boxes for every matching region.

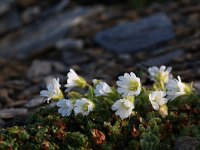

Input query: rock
[27,60,65,79]
[61,51,89,65]
[0,6,104,59]
[21,6,41,24]
[53,0,70,13]
[95,13,175,53]
[25,96,45,108]
[56,39,84,51]
[139,50,184,66]
[0,10,21,36]
[0,108,28,119]
[0,88,13,106]
[0,0,15,15]
[0,119,6,127]
[194,81,200,93]
[17,0,38,7]
[18,85,40,99]
[27,60,52,78]
[175,136,199,150]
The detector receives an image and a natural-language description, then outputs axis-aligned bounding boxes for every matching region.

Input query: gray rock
[21,6,41,24]
[27,60,52,78]
[0,10,21,36]
[194,81,200,93]
[56,39,84,51]
[53,0,70,13]
[0,6,104,59]
[0,108,28,119]
[139,50,184,66]
[175,136,199,150]
[27,60,65,79]
[95,13,175,53]
[0,0,15,15]
[0,119,6,127]
[62,51,89,65]
[25,96,45,108]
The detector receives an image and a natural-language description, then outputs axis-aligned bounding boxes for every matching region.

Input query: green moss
[0,94,200,150]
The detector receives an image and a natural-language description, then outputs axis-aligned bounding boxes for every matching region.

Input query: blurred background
[0,0,200,127]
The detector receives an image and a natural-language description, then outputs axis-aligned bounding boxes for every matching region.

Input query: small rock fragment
[0,108,28,119]
[21,6,41,24]
[27,60,65,79]
[139,50,184,66]
[25,96,45,108]
[56,39,84,51]
[0,10,21,36]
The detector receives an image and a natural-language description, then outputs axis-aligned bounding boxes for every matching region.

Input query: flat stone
[0,6,104,59]
[139,50,184,66]
[194,81,200,93]
[0,119,6,127]
[0,0,15,15]
[95,13,175,53]
[27,60,65,79]
[25,96,45,108]
[175,136,199,150]
[62,51,89,65]
[56,39,84,51]
[0,108,28,119]
[0,10,21,36]
[21,6,41,24]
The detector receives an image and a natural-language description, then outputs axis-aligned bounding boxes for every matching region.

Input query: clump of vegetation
[0,66,199,149]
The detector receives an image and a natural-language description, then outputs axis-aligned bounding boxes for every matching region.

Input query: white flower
[56,99,74,117]
[65,69,87,92]
[74,98,94,116]
[166,76,192,101]
[116,72,141,97]
[111,97,134,120]
[94,81,113,96]
[40,78,63,103]
[149,91,168,110]
[148,66,172,84]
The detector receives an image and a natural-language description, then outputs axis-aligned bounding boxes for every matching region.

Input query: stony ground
[0,0,200,128]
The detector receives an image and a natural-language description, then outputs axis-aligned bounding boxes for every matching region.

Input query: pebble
[0,108,28,119]
[27,60,65,79]
[0,10,21,36]
[56,39,84,51]
[25,96,45,108]
[21,6,41,24]
[139,50,184,66]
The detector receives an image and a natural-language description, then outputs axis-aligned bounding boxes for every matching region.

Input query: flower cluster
[40,66,193,120]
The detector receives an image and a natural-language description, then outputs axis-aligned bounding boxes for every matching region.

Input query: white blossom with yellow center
[93,80,113,96]
[65,69,87,92]
[149,91,168,110]
[40,78,64,103]
[56,99,74,117]
[74,98,94,116]
[148,66,172,84]
[111,97,134,120]
[166,76,192,101]
[116,72,141,97]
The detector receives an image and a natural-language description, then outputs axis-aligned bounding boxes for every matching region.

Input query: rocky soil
[0,0,200,136]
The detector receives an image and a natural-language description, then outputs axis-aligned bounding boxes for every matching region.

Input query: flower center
[75,76,86,88]
[156,72,168,83]
[121,101,130,110]
[129,80,139,91]
[83,103,89,111]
